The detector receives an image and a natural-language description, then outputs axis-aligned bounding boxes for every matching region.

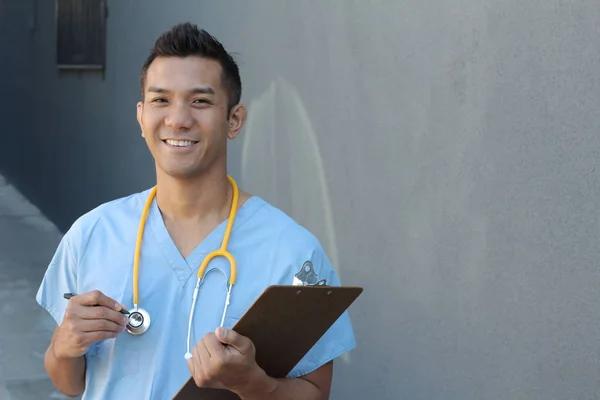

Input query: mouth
[162,139,199,148]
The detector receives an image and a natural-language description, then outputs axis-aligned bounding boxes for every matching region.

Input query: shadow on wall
[240,77,349,364]
[241,77,340,277]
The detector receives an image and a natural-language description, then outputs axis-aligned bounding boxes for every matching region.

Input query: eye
[193,98,211,105]
[150,98,167,104]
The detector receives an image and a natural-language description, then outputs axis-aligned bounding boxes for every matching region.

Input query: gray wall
[0,0,36,201]
[2,0,600,399]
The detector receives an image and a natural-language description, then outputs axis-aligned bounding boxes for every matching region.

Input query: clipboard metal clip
[293,261,327,286]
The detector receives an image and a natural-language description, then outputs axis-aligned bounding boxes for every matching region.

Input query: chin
[158,165,206,180]
[163,170,201,180]
[156,158,215,180]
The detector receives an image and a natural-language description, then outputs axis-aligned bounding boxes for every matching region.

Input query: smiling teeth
[166,140,194,147]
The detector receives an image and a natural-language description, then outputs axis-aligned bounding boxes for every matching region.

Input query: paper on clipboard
[173,284,363,399]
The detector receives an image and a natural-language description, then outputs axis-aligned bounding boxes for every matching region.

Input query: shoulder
[242,197,334,283]
[245,197,324,252]
[71,189,150,230]
[62,188,153,258]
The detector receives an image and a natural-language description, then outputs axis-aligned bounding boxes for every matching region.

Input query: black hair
[140,22,241,113]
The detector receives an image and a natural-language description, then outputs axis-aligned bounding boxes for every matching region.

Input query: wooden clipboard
[172,284,363,399]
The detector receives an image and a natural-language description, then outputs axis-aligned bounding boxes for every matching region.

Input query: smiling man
[36,22,356,400]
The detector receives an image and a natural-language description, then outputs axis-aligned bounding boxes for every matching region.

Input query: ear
[227,103,247,140]
[136,101,145,138]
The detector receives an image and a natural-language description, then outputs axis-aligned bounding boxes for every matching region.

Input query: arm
[188,237,355,399]
[43,291,128,397]
[239,361,333,400]
[188,328,334,399]
[44,327,87,397]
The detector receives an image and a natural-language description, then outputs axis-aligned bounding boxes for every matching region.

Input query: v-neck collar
[145,194,261,286]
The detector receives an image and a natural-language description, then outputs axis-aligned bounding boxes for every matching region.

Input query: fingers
[187,354,206,388]
[192,340,208,384]
[66,290,128,328]
[189,337,222,387]
[203,333,225,358]
[215,328,252,354]
[198,340,212,364]
[75,290,126,312]
[56,290,129,359]
[187,357,195,377]
[187,333,259,392]
[192,340,203,365]
[79,305,128,327]
[78,318,125,333]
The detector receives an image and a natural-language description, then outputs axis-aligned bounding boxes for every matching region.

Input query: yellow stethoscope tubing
[132,186,156,309]
[132,175,239,310]
[196,174,239,284]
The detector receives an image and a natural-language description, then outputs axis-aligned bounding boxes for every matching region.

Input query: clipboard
[173,284,363,399]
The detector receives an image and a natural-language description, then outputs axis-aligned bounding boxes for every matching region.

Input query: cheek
[141,116,163,137]
[195,109,228,130]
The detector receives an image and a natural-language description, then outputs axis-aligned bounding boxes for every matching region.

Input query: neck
[154,169,232,224]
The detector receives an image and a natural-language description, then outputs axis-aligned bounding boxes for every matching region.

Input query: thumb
[216,327,249,352]
[216,327,235,344]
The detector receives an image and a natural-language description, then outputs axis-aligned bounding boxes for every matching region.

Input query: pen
[63,292,130,315]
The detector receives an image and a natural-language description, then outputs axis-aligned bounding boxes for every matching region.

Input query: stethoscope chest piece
[126,307,151,335]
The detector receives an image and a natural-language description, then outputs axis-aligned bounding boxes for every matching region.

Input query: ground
[0,173,76,399]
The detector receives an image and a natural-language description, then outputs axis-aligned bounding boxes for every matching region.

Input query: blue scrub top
[36,189,356,399]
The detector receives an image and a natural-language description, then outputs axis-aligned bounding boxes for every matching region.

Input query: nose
[165,103,193,131]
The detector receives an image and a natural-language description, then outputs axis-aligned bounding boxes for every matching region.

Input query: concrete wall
[0,0,36,199]
[2,0,600,399]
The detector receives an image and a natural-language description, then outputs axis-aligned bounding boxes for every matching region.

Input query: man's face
[137,56,244,180]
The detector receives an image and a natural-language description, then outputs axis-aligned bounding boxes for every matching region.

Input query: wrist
[236,366,278,399]
[51,342,70,361]
[51,340,81,362]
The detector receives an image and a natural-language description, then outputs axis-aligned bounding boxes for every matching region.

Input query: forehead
[144,56,223,93]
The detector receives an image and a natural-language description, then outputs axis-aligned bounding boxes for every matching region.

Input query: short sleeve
[36,228,78,326]
[285,237,357,378]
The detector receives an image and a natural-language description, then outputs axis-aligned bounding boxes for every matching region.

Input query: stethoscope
[126,175,239,360]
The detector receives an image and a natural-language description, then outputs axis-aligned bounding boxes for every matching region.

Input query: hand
[187,327,271,395]
[53,290,128,359]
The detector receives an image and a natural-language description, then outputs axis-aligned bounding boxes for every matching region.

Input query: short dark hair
[140,22,241,113]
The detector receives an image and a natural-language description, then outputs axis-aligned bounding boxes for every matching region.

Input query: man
[36,22,355,399]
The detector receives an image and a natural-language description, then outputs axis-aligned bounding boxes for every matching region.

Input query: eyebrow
[146,86,215,95]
